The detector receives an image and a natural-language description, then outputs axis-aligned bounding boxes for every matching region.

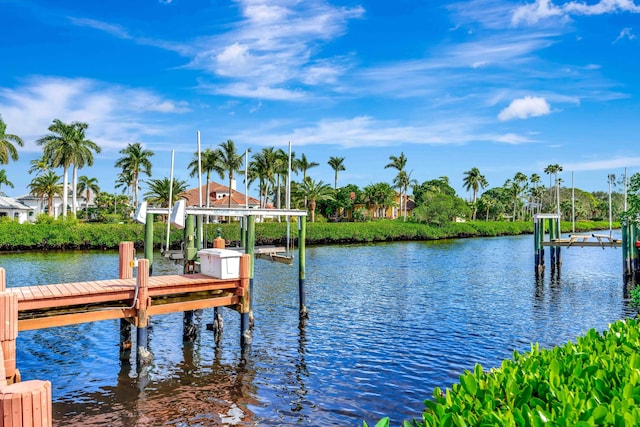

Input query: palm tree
[28,171,62,217]
[249,147,279,208]
[77,176,100,219]
[0,116,24,165]
[0,169,14,195]
[144,177,188,207]
[294,153,319,181]
[544,164,562,212]
[218,139,244,218]
[296,177,333,222]
[385,152,408,219]
[28,154,50,176]
[37,119,100,217]
[463,167,488,220]
[328,156,346,190]
[364,182,396,218]
[115,170,134,199]
[393,170,417,221]
[187,148,223,208]
[115,143,154,208]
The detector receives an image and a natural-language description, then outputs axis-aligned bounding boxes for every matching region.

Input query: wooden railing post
[1,268,18,384]
[1,267,52,427]
[118,242,134,361]
[239,254,251,347]
[136,259,152,369]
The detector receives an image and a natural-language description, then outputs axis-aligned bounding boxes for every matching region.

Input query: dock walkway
[14,262,249,332]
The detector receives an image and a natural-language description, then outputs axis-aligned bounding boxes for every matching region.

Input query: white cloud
[613,27,636,43]
[495,133,536,144]
[498,96,551,120]
[0,77,189,152]
[512,0,640,26]
[564,157,640,171]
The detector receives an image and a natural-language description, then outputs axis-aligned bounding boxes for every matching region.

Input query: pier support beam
[623,221,639,282]
[183,214,197,341]
[298,217,308,318]
[118,242,134,361]
[144,212,154,275]
[246,215,256,328]
[239,254,252,348]
[136,259,153,370]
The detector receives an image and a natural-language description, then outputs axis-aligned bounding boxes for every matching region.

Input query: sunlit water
[0,233,634,426]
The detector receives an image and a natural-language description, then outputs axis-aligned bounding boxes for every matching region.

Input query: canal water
[0,233,634,426]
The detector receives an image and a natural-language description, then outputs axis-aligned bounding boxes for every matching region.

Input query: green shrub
[368,318,640,426]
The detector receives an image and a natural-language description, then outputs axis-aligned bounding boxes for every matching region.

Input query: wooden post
[555,217,562,269]
[196,215,203,251]
[1,268,18,384]
[298,217,308,318]
[118,242,134,361]
[549,218,556,269]
[239,254,251,347]
[144,212,154,275]
[534,217,544,275]
[0,350,52,427]
[240,217,246,250]
[246,215,255,327]
[136,259,152,369]
[623,220,631,279]
[183,215,197,341]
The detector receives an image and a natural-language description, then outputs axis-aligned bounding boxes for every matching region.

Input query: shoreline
[0,219,618,252]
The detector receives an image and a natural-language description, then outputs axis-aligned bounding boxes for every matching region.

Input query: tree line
[0,114,632,225]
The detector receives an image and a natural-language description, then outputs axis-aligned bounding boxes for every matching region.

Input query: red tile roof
[179,182,260,208]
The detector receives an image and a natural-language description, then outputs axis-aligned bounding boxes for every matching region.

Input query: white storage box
[197,249,241,279]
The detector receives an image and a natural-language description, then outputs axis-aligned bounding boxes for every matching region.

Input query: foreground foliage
[366,319,640,427]
[0,218,617,251]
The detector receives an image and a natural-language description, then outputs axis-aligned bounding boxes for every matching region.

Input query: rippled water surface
[0,234,634,426]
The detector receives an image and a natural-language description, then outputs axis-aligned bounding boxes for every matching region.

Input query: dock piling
[118,242,134,360]
[298,217,308,318]
[135,259,153,369]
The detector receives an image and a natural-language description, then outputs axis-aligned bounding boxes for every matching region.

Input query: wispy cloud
[0,76,189,152]
[564,157,640,171]
[613,27,636,43]
[512,0,640,26]
[498,96,551,120]
[189,0,364,99]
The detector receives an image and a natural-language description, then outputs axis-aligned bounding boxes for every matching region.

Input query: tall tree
[295,177,333,222]
[463,167,488,220]
[0,116,24,164]
[115,142,154,208]
[188,148,223,208]
[393,170,417,221]
[328,156,345,189]
[294,153,319,181]
[0,169,14,195]
[37,119,100,217]
[144,177,188,207]
[28,171,62,217]
[249,147,278,208]
[385,152,409,219]
[77,175,100,219]
[218,139,244,218]
[28,154,50,176]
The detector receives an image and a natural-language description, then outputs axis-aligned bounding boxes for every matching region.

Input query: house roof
[0,196,34,210]
[179,183,261,208]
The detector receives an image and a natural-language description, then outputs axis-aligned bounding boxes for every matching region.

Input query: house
[16,193,86,219]
[179,180,261,209]
[0,196,36,223]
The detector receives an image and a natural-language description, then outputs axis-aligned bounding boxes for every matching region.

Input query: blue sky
[1,0,639,201]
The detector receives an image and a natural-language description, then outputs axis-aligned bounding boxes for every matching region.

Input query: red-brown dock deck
[14,256,250,332]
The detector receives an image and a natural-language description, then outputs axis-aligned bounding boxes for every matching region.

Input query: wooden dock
[542,233,622,248]
[14,271,248,332]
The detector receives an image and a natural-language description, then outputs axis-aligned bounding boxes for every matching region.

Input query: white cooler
[197,249,241,279]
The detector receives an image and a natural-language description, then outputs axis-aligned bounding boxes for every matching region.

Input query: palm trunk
[62,166,69,218]
[72,165,78,216]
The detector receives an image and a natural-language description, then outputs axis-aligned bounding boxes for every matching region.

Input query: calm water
[0,233,635,426]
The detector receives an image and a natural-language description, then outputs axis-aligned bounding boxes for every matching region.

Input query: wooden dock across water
[14,271,249,332]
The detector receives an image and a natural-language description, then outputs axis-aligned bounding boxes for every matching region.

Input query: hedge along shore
[0,219,618,252]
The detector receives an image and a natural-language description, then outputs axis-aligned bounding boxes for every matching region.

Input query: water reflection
[1,236,636,426]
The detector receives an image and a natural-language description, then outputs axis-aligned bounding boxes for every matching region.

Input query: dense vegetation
[367,318,640,427]
[0,217,618,251]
